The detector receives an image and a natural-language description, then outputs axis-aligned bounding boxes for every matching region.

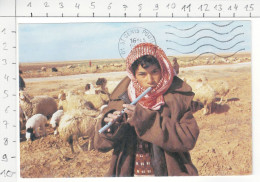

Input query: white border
[16,17,260,182]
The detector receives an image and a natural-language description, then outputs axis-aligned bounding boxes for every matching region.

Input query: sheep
[209,80,229,104]
[84,83,96,95]
[19,91,58,119]
[114,63,122,68]
[25,114,47,141]
[52,67,58,72]
[19,106,26,130]
[67,65,74,69]
[95,78,109,95]
[185,76,216,115]
[50,110,64,135]
[41,67,47,72]
[58,92,98,111]
[58,109,99,153]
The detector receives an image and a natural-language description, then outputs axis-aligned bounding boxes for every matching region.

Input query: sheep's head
[85,84,91,91]
[26,127,36,141]
[19,91,32,103]
[96,78,107,86]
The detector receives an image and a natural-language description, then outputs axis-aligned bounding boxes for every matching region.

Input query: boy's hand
[104,111,121,123]
[123,104,136,121]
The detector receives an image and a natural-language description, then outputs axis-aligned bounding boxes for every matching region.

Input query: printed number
[166,3,176,9]
[244,4,254,11]
[0,170,15,177]
[198,4,209,11]
[5,106,10,113]
[138,4,142,11]
[3,120,8,129]
[123,4,128,11]
[2,59,7,65]
[107,3,112,10]
[75,3,80,9]
[181,4,191,12]
[90,2,95,9]
[3,138,8,146]
[2,154,8,162]
[3,42,8,50]
[214,4,223,11]
[228,4,238,11]
[59,2,64,8]
[4,90,8,98]
[4,74,9,82]
[27,2,32,7]
[44,2,50,8]
[1,28,6,34]
[153,4,159,11]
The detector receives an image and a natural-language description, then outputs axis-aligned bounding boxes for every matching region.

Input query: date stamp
[118,27,157,59]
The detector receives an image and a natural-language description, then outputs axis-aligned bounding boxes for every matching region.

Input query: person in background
[172,57,179,75]
[19,70,26,91]
[94,43,199,176]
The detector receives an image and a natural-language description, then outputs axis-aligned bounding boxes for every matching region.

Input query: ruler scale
[14,0,260,18]
[0,1,17,182]
[0,0,259,181]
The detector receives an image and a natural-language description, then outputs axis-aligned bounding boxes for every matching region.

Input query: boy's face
[135,64,161,89]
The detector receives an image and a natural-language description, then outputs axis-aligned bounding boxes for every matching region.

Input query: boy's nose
[147,74,154,83]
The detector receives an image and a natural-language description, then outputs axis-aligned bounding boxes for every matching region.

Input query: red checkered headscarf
[126,43,175,110]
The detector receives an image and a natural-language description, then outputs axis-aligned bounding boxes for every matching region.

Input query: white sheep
[19,91,58,119]
[25,114,47,141]
[209,80,229,104]
[58,109,99,153]
[185,76,216,115]
[50,110,64,135]
[84,83,96,95]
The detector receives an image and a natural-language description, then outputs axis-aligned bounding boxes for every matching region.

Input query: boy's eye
[138,72,147,76]
[152,69,160,74]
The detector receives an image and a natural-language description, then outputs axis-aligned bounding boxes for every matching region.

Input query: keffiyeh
[126,43,175,110]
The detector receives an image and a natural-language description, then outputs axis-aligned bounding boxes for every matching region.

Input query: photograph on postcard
[18,20,251,177]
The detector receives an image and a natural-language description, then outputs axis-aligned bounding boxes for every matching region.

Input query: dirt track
[20,62,252,177]
[24,62,250,83]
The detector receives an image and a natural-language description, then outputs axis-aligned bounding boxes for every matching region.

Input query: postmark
[118,27,157,59]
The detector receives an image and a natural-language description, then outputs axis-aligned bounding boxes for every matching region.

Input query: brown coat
[94,76,200,176]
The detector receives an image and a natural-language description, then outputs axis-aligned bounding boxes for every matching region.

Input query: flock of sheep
[19,63,230,153]
[19,78,120,153]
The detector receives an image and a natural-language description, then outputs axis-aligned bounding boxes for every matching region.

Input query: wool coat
[94,76,200,176]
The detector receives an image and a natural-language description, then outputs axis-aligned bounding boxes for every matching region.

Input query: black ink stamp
[118,27,156,59]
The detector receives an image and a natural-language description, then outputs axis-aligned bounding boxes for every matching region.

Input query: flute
[98,87,152,134]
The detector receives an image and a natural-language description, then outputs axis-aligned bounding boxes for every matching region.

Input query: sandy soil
[20,62,252,177]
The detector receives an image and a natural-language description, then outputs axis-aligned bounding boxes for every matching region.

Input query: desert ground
[20,53,252,177]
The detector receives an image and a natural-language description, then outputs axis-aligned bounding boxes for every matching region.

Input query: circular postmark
[118,27,157,59]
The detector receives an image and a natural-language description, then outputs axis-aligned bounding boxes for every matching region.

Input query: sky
[18,21,251,62]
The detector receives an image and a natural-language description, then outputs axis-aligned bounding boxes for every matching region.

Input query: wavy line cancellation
[167,41,245,54]
[189,49,246,61]
[166,33,244,47]
[212,21,234,27]
[165,25,243,39]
